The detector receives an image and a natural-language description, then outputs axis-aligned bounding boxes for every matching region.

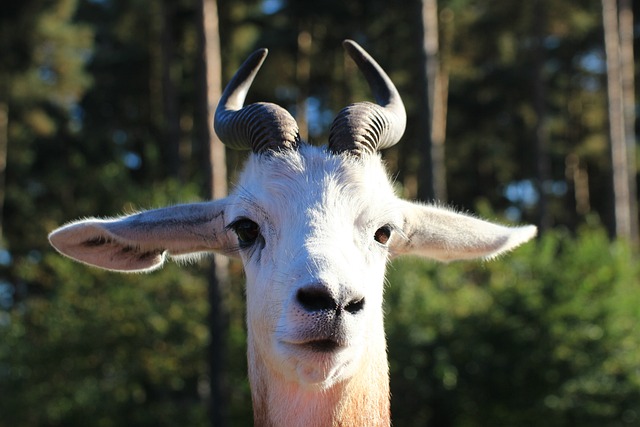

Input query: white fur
[232,145,394,389]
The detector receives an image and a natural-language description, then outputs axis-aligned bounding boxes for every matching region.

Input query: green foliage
[386,228,640,426]
[1,256,210,427]
[1,0,95,253]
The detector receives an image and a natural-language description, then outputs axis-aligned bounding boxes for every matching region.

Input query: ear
[390,200,537,262]
[48,200,237,272]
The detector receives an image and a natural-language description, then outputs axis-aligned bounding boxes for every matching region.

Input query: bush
[386,228,640,426]
[0,256,210,427]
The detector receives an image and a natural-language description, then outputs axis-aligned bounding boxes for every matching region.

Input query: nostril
[296,286,337,312]
[344,297,365,314]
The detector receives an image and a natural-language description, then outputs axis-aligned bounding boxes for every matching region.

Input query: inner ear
[390,200,537,261]
[49,221,169,272]
[49,200,236,271]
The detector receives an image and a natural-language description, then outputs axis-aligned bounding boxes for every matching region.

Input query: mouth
[282,338,345,355]
[305,339,341,353]
[278,318,356,358]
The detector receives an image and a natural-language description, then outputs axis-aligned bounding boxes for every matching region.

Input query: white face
[227,144,401,388]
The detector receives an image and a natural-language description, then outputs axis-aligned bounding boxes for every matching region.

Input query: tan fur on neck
[249,337,390,427]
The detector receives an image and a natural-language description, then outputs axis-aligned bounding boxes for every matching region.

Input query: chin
[280,341,362,388]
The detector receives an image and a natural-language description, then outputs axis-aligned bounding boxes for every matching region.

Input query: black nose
[296,285,365,314]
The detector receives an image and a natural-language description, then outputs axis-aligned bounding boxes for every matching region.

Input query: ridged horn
[214,49,300,153]
[328,40,406,155]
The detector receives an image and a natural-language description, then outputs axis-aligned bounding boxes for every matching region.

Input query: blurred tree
[0,0,92,250]
[617,0,637,245]
[0,103,7,241]
[531,0,552,232]
[159,0,182,178]
[195,0,231,425]
[417,0,448,203]
[602,0,638,244]
[386,228,640,426]
[1,256,210,426]
[442,0,612,231]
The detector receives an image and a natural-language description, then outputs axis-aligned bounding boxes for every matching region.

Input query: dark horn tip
[249,47,268,59]
[252,48,269,62]
[342,39,361,54]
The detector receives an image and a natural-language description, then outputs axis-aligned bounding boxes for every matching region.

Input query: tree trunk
[618,0,638,245]
[417,0,447,202]
[602,0,637,243]
[0,102,7,241]
[532,0,552,232]
[197,0,229,426]
[161,0,181,179]
[296,29,312,142]
[565,153,591,218]
[202,0,226,201]
[429,2,450,203]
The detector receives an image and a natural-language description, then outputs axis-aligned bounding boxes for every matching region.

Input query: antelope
[49,40,536,426]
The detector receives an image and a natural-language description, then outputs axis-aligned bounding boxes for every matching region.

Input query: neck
[248,338,390,427]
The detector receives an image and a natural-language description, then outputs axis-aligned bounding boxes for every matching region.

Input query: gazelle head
[49,40,536,423]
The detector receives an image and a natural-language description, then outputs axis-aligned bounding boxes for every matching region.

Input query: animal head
[49,41,536,395]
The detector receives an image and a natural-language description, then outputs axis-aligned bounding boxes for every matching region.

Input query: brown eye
[374,226,391,245]
[231,219,260,247]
